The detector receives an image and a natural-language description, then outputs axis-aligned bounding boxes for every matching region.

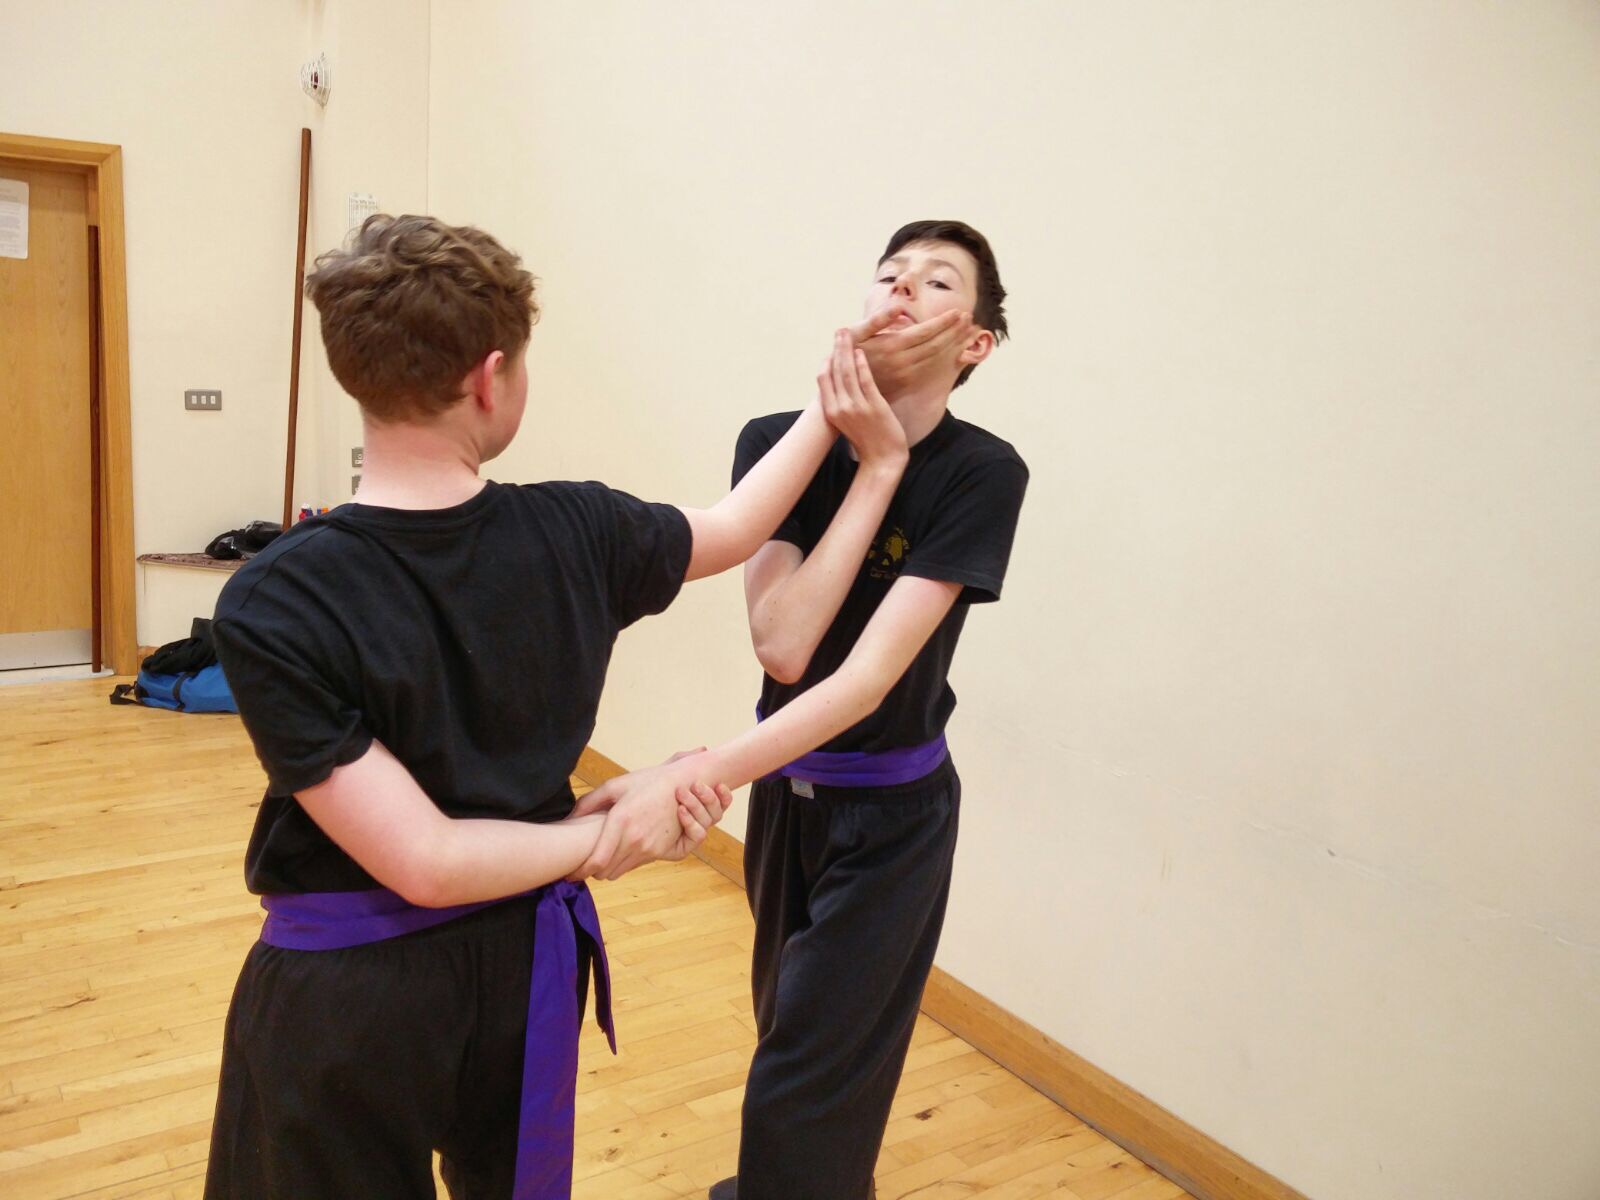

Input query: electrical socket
[185,389,222,411]
[351,474,361,492]
[351,447,364,467]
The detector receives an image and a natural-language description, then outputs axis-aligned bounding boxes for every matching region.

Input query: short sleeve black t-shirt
[212,480,692,894]
[732,411,1028,753]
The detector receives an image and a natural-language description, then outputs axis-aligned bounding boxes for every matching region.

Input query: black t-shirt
[732,411,1028,753]
[212,480,692,895]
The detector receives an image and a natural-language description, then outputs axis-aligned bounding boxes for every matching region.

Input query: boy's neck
[882,378,953,449]
[353,416,488,510]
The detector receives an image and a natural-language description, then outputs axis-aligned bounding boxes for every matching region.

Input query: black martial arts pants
[204,896,590,1200]
[734,757,961,1200]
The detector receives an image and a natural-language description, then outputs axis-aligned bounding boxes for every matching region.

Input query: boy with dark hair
[572,220,1026,1198]
[201,213,932,1199]
[696,219,1029,1199]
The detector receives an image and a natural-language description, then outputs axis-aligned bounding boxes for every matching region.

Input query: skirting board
[572,744,1311,1200]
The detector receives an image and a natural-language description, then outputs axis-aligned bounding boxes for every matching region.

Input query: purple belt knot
[260,880,614,1200]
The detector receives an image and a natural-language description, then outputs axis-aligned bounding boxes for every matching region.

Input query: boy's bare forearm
[699,666,883,791]
[573,671,880,833]
[424,813,607,906]
[682,402,834,581]
[694,576,960,792]
[749,459,903,680]
[577,576,960,879]
[298,744,607,908]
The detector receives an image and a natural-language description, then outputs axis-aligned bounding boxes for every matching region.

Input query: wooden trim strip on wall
[93,148,136,674]
[87,222,104,672]
[571,745,1311,1200]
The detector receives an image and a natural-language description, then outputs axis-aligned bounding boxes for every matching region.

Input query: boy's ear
[468,350,506,410]
[957,329,996,368]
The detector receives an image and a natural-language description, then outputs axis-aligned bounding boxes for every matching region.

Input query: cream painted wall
[300,0,432,514]
[0,0,429,645]
[429,4,1600,1199]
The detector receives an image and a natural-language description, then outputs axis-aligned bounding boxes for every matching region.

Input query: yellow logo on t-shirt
[867,526,910,580]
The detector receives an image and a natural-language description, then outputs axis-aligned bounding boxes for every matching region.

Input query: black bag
[205,520,282,561]
[141,617,220,675]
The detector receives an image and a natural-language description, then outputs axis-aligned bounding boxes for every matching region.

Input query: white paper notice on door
[0,179,29,260]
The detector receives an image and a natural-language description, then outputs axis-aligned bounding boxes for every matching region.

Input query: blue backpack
[110,618,238,714]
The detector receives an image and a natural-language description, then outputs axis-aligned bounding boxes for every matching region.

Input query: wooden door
[0,162,94,669]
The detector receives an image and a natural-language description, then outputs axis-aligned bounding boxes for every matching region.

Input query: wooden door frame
[1,133,136,673]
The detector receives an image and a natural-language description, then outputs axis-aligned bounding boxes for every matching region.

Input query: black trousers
[204,896,590,1200]
[735,758,961,1200]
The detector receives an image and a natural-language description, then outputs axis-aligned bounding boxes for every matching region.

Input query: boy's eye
[876,275,897,284]
[929,280,951,290]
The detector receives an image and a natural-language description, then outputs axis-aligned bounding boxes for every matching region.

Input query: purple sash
[757,706,948,788]
[260,882,615,1200]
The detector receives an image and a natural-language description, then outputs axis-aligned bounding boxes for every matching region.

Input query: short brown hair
[880,220,1007,389]
[305,214,538,421]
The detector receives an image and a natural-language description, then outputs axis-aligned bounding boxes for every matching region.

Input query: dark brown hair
[880,220,1007,388]
[305,214,538,421]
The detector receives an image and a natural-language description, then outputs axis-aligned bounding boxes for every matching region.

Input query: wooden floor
[0,679,1189,1200]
